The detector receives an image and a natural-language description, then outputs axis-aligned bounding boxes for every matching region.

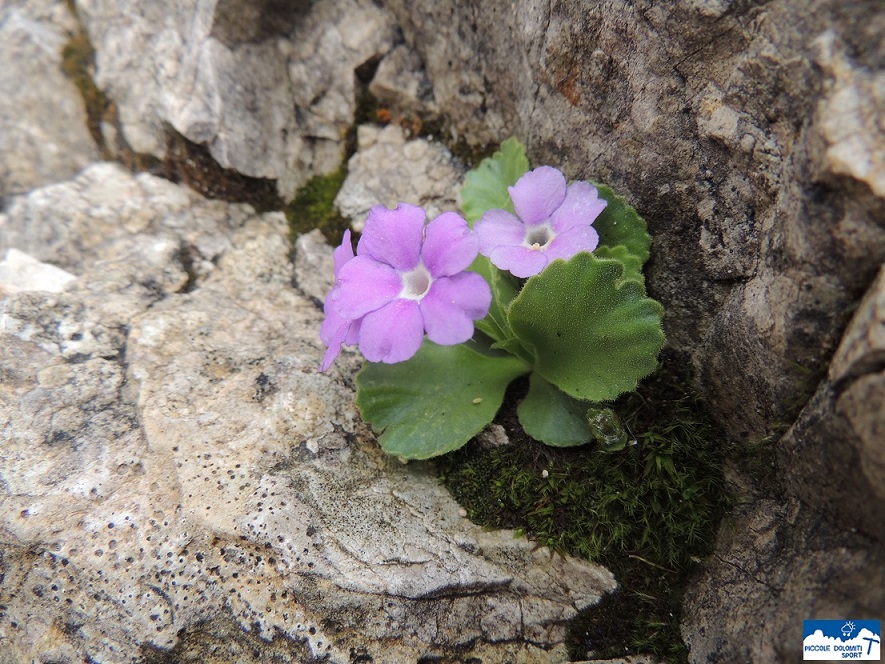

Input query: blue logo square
[803,620,881,660]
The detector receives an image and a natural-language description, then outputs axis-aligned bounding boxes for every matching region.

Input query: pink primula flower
[475,166,607,278]
[320,204,491,370]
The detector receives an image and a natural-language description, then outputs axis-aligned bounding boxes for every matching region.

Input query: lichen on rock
[0,165,614,663]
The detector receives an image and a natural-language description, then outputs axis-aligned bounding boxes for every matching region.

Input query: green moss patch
[437,353,732,661]
[284,166,350,245]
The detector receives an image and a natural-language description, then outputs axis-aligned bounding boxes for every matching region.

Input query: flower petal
[319,297,360,371]
[357,203,425,270]
[320,300,349,346]
[549,181,608,233]
[475,208,525,256]
[333,229,355,275]
[544,224,600,261]
[421,212,478,277]
[331,255,401,319]
[320,319,350,372]
[420,272,492,345]
[344,317,361,346]
[508,166,567,225]
[358,299,425,364]
[489,244,549,278]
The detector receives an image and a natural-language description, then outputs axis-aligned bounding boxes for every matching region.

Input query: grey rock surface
[0,164,615,662]
[0,0,99,198]
[779,266,885,540]
[0,249,77,296]
[2,0,882,661]
[335,124,464,231]
[682,267,885,663]
[368,43,435,114]
[74,0,396,199]
[682,497,884,663]
[381,0,885,444]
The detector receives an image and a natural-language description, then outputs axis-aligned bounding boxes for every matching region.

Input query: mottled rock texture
[381,0,885,445]
[781,267,885,541]
[682,497,884,663]
[0,164,615,663]
[74,0,396,199]
[0,0,99,197]
[335,124,464,231]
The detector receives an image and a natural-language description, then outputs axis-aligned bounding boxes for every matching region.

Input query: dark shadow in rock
[211,0,314,47]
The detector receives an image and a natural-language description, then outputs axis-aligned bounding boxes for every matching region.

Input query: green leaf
[469,256,534,363]
[469,255,510,342]
[356,342,529,459]
[508,253,665,402]
[461,137,530,223]
[517,374,592,447]
[469,255,523,343]
[594,245,645,286]
[490,338,535,366]
[592,182,652,267]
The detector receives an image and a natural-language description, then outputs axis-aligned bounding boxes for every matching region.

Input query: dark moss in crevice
[174,244,200,294]
[211,0,313,47]
[285,165,350,246]
[417,117,499,168]
[355,81,498,169]
[437,351,733,662]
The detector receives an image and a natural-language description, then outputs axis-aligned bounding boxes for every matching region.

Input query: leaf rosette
[325,137,666,457]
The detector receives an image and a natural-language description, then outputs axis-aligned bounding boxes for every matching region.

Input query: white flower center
[524,223,554,251]
[399,263,433,300]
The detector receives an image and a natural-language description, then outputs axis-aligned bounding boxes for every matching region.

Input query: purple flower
[320,204,491,370]
[475,166,608,278]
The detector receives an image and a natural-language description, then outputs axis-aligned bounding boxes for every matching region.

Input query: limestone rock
[0,249,77,296]
[368,43,435,114]
[335,124,464,231]
[0,165,615,662]
[813,30,885,198]
[293,229,335,305]
[778,266,885,540]
[381,0,885,443]
[683,268,885,663]
[682,497,884,663]
[74,0,396,199]
[0,161,253,279]
[0,0,99,197]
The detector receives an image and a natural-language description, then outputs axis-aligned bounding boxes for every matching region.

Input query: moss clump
[285,166,350,245]
[437,356,731,661]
